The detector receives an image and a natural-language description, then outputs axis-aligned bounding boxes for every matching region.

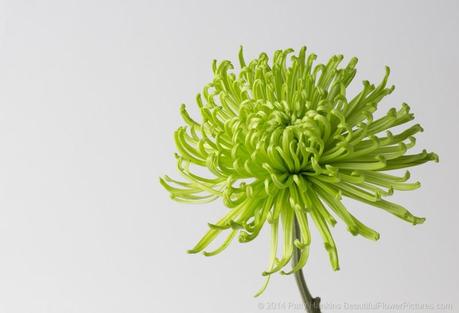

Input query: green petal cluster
[160,46,438,294]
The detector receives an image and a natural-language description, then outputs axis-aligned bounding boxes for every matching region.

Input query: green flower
[160,46,438,295]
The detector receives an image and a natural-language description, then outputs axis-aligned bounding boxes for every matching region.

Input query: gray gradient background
[0,1,458,312]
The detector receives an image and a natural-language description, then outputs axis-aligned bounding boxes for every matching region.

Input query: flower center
[234,101,331,179]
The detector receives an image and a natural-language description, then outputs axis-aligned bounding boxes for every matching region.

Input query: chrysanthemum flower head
[160,46,438,294]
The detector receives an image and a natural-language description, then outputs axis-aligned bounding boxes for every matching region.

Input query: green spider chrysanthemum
[160,46,438,294]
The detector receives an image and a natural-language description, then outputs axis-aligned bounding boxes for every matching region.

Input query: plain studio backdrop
[0,1,458,313]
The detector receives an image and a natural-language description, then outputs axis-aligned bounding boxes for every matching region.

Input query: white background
[0,1,458,312]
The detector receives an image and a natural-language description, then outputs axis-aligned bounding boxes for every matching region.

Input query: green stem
[293,219,322,313]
